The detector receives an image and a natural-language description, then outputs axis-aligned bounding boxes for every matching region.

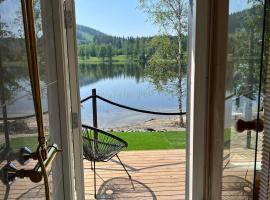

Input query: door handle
[235,119,264,132]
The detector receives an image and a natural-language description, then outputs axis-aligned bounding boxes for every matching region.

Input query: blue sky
[229,0,251,14]
[75,0,251,37]
[0,0,251,37]
[75,0,159,37]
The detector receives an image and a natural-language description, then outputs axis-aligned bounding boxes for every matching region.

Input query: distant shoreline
[78,55,139,65]
[103,116,186,132]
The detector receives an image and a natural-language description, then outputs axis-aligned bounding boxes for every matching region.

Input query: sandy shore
[104,116,186,132]
[0,115,185,142]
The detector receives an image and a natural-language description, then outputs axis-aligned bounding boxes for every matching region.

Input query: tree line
[77,33,189,65]
[77,35,155,64]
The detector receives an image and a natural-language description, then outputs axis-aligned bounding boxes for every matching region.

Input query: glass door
[74,0,190,199]
[222,1,266,199]
[0,0,71,199]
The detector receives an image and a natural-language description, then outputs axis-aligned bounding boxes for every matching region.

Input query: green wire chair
[82,125,132,198]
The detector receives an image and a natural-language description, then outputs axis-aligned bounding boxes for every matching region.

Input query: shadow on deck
[84,150,185,200]
[0,149,258,199]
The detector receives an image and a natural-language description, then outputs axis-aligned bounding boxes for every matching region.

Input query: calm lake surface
[1,64,186,129]
[80,63,186,128]
[3,64,258,129]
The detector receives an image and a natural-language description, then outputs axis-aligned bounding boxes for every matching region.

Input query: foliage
[106,45,113,62]
[228,3,265,100]
[76,23,189,68]
[145,35,179,92]
[0,4,23,102]
[77,24,107,44]
[0,0,46,94]
[139,0,189,127]
[0,65,21,100]
[138,0,188,37]
[77,28,155,64]
[79,63,145,86]
[98,45,107,61]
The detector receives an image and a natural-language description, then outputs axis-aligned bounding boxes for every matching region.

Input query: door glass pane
[75,0,190,199]
[0,0,61,199]
[222,1,265,199]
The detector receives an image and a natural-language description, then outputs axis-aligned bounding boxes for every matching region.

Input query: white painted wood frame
[40,0,65,199]
[187,0,229,199]
[49,0,232,200]
[63,0,85,199]
[41,0,83,199]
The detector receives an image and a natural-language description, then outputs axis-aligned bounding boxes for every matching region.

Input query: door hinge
[64,1,73,29]
[71,112,79,129]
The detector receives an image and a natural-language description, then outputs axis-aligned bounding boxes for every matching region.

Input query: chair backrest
[81,125,128,162]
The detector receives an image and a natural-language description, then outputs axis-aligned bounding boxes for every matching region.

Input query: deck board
[0,149,257,199]
[83,150,185,200]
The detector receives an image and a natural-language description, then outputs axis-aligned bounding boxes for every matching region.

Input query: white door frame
[187,0,229,199]
[50,0,77,198]
[40,0,66,199]
[63,0,85,199]
[46,0,230,199]
[42,0,83,199]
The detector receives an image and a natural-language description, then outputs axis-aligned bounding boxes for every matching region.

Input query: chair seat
[82,125,128,162]
[81,124,132,198]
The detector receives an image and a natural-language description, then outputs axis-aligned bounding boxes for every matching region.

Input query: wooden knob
[235,119,264,132]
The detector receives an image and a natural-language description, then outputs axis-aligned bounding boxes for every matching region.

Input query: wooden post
[92,88,98,129]
[0,60,10,149]
[92,88,97,198]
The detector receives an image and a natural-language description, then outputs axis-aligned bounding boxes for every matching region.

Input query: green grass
[112,131,186,151]
[10,136,39,151]
[224,128,232,149]
[112,55,129,61]
[78,55,137,64]
[9,131,186,151]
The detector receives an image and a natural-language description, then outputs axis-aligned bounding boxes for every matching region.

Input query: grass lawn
[224,128,232,149]
[9,131,186,151]
[78,55,137,64]
[112,131,186,151]
[10,136,39,151]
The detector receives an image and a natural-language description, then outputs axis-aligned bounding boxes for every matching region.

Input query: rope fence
[81,89,186,116]
[1,89,186,121]
[0,111,48,121]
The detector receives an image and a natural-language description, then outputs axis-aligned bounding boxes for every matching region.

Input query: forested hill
[76,24,107,44]
[76,24,152,45]
[76,4,262,45]
[76,4,263,64]
[76,24,188,64]
[228,4,263,34]
[76,24,155,63]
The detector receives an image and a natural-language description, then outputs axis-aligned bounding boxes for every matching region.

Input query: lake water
[1,64,186,129]
[80,63,186,128]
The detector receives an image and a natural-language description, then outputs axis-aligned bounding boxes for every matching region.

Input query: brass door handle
[235,119,264,132]
[0,144,60,185]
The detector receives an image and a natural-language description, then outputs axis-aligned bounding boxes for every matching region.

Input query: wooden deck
[84,150,185,200]
[0,149,258,199]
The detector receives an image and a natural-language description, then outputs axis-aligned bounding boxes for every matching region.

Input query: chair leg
[93,160,97,199]
[91,161,93,170]
[116,154,134,189]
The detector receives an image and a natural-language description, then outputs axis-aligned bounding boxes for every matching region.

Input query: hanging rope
[37,144,50,200]
[21,0,47,153]
[81,95,186,116]
[21,0,50,199]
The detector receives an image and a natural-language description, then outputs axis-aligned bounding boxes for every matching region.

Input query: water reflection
[80,63,145,86]
[79,63,186,129]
